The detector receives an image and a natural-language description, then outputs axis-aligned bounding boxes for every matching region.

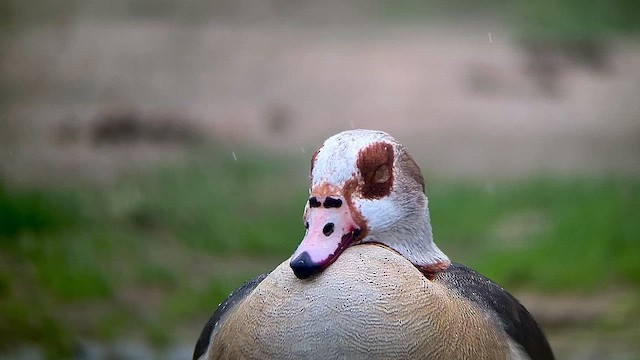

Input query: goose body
[194,130,554,360]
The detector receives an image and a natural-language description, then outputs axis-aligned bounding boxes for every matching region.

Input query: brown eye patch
[356,142,394,199]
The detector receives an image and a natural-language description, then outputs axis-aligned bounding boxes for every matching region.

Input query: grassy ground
[1,145,639,357]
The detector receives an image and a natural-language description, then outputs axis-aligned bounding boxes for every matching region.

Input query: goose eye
[357,141,395,199]
[372,164,390,184]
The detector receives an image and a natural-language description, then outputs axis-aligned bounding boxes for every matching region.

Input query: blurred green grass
[1,146,639,356]
[374,0,640,40]
[429,178,640,290]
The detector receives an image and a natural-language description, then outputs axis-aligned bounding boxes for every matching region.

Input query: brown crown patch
[356,142,394,199]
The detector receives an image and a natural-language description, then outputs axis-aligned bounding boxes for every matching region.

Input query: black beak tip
[290,252,323,279]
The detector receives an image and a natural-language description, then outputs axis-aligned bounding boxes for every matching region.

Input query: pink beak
[290,196,361,279]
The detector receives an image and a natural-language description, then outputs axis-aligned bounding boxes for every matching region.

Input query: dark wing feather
[192,273,269,360]
[435,263,554,360]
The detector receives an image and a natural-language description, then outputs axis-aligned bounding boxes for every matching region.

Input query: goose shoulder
[193,273,268,360]
[433,264,554,360]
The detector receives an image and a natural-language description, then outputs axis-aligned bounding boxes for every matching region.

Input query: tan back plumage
[209,245,513,360]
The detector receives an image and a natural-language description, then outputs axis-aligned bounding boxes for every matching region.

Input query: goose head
[290,129,450,279]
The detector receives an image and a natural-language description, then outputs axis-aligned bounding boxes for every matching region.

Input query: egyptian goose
[194,129,554,360]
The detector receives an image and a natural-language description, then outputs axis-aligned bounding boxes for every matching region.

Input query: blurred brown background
[2,0,639,184]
